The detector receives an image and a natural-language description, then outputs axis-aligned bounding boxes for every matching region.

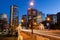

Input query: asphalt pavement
[22,29,60,39]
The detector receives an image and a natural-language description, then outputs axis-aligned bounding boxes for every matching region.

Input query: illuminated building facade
[0,14,8,31]
[47,14,57,24]
[21,15,27,28]
[10,5,19,33]
[27,8,37,28]
[37,12,42,24]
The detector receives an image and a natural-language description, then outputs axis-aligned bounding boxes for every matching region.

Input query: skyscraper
[10,5,19,34]
[37,11,42,24]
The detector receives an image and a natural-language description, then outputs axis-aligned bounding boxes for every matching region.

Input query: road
[0,29,60,40]
[22,29,60,39]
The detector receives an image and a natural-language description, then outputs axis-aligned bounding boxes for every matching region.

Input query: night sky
[0,0,60,22]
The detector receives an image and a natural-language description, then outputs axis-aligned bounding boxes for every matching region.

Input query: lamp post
[46,17,50,21]
[30,1,34,7]
[21,19,24,29]
[46,17,51,29]
[21,20,24,23]
[30,1,34,34]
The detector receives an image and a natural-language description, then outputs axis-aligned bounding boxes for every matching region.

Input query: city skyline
[0,0,60,40]
[0,0,60,21]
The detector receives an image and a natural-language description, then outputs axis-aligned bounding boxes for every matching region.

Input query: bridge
[21,29,60,40]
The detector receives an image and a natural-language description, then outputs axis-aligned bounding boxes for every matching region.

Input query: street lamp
[46,17,50,21]
[30,1,34,34]
[21,20,24,23]
[30,1,34,7]
[46,17,51,29]
[21,19,24,28]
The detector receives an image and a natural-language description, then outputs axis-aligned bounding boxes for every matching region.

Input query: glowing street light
[30,1,34,7]
[47,17,50,21]
[21,20,24,23]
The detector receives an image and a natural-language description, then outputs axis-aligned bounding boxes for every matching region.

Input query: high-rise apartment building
[37,11,42,24]
[10,5,19,33]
